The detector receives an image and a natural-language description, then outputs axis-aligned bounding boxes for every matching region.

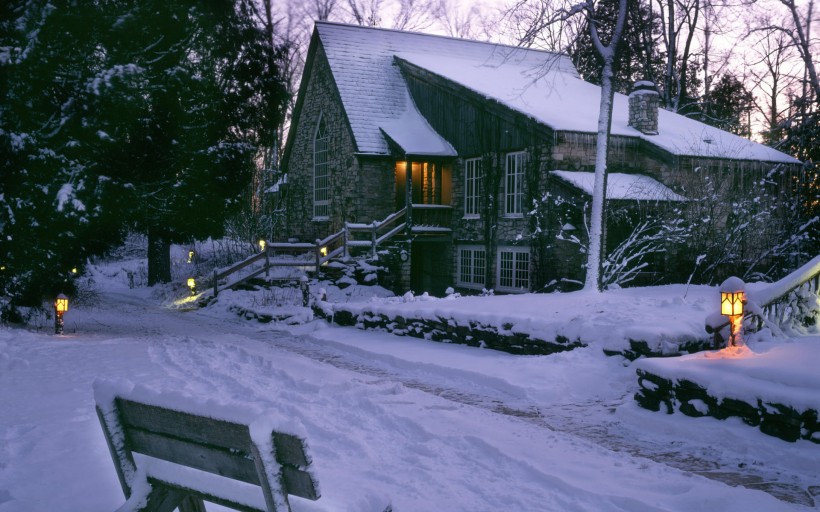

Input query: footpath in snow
[1,269,818,510]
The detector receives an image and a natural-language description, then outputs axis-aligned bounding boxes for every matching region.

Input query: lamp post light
[54,294,69,335]
[719,276,745,347]
[187,277,196,296]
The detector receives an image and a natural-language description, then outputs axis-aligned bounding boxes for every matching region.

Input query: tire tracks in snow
[135,301,816,507]
[242,329,818,508]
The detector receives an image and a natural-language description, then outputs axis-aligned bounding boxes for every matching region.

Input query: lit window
[457,245,485,288]
[504,152,526,217]
[497,247,529,291]
[464,157,482,218]
[313,116,329,219]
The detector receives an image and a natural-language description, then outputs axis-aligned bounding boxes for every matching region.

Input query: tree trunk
[584,0,627,292]
[147,227,172,286]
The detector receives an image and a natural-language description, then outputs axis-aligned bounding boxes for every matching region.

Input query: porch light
[54,294,68,335]
[719,277,745,347]
[259,239,266,252]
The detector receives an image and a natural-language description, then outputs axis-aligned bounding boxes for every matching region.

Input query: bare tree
[654,0,702,113]
[433,0,482,39]
[745,21,801,145]
[585,0,629,291]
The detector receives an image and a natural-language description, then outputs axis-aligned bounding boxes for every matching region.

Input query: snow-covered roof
[396,52,797,164]
[315,21,574,156]
[550,171,687,201]
[379,90,456,156]
[316,22,797,164]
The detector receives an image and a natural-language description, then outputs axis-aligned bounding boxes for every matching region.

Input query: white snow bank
[635,336,820,412]
[330,284,717,352]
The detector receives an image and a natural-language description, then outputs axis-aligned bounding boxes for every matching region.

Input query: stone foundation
[635,368,820,443]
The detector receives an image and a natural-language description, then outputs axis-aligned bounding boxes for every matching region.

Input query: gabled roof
[398,52,798,164]
[315,22,798,165]
[316,21,572,157]
[551,171,687,201]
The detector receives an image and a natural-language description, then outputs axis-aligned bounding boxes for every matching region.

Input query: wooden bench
[95,383,320,512]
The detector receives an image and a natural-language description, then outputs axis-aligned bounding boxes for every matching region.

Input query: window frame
[463,157,482,219]
[504,151,526,217]
[496,246,530,292]
[313,114,330,220]
[457,245,486,289]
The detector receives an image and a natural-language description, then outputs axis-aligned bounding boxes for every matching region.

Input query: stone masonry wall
[285,42,368,242]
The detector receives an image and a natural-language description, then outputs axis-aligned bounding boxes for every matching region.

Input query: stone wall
[285,42,387,243]
[314,301,585,355]
[635,368,820,443]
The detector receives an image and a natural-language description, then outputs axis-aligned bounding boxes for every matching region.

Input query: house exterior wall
[284,35,803,294]
[284,42,385,243]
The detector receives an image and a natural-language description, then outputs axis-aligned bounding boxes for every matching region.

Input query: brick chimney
[628,80,659,135]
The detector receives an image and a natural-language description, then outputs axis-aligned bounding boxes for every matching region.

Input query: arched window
[313,115,329,219]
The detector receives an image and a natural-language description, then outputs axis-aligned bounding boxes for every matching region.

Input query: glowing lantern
[720,290,744,316]
[187,250,195,264]
[55,294,69,313]
[258,239,266,252]
[54,294,68,335]
[71,267,78,274]
[320,246,328,257]
[719,276,745,347]
[187,278,196,296]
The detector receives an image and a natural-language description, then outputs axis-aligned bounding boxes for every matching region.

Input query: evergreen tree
[0,0,287,315]
[569,0,663,94]
[702,73,755,137]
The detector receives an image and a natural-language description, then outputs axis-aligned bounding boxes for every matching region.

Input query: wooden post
[264,246,270,278]
[371,222,377,258]
[213,269,218,297]
[343,225,349,259]
[314,239,321,272]
[300,275,309,307]
[405,159,413,237]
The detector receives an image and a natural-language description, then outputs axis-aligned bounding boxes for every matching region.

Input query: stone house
[281,21,801,295]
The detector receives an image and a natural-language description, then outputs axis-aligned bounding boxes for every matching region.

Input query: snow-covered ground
[1,262,818,511]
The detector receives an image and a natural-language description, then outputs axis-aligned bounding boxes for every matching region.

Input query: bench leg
[177,496,207,512]
[115,479,185,512]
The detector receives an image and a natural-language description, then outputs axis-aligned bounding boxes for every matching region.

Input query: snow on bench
[94,379,321,512]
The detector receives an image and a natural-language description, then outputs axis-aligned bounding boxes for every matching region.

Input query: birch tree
[584,0,628,291]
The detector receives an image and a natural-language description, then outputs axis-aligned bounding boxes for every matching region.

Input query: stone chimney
[628,80,659,135]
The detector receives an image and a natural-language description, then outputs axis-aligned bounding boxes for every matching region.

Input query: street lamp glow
[54,294,68,335]
[719,277,746,347]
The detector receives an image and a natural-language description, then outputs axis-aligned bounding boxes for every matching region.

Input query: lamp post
[719,277,745,347]
[54,294,68,335]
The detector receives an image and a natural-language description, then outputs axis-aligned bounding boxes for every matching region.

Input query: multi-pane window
[497,247,529,291]
[464,157,482,218]
[504,151,526,216]
[313,116,329,219]
[458,245,486,288]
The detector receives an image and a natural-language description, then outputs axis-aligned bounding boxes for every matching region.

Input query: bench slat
[281,466,320,501]
[273,433,311,468]
[118,399,252,453]
[129,429,261,485]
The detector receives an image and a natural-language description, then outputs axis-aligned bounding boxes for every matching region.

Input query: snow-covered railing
[346,207,407,257]
[746,255,820,334]
[210,231,346,296]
